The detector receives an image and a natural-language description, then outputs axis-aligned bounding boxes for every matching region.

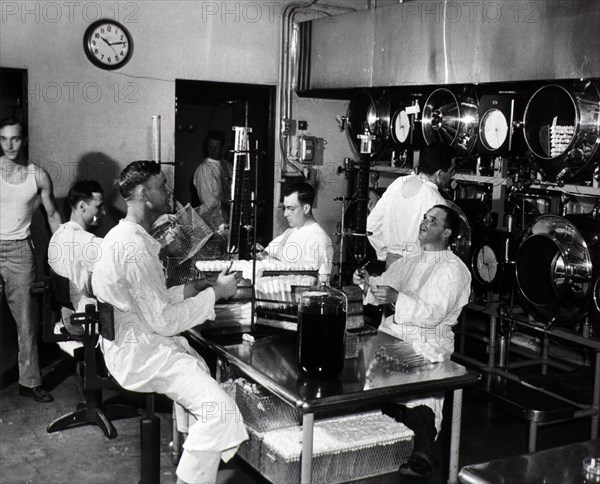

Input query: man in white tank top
[0,117,62,402]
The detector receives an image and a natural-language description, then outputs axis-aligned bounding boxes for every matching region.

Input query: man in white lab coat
[264,182,333,273]
[355,204,471,479]
[92,161,248,484]
[366,143,456,268]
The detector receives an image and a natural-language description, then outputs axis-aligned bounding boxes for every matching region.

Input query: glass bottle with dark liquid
[297,270,347,379]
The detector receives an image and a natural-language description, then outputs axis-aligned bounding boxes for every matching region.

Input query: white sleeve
[392,266,467,330]
[167,285,185,304]
[124,251,216,336]
[363,261,403,306]
[264,230,288,260]
[366,195,388,261]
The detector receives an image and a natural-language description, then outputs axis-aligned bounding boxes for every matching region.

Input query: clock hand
[110,41,127,46]
[101,36,111,46]
[104,40,119,56]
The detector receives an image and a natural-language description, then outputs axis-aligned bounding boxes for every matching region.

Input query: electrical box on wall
[298,135,325,164]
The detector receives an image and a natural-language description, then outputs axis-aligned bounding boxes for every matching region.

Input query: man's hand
[193,274,217,292]
[152,213,177,231]
[211,268,241,301]
[352,268,370,286]
[371,285,398,305]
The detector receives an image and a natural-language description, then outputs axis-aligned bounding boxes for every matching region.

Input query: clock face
[391,109,410,144]
[473,244,498,284]
[84,20,133,70]
[480,108,509,151]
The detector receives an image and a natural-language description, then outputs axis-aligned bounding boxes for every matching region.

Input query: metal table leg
[489,316,497,369]
[528,421,538,453]
[448,389,463,484]
[541,334,549,375]
[300,413,314,484]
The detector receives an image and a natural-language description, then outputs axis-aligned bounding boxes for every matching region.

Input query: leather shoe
[18,385,54,402]
[399,453,433,479]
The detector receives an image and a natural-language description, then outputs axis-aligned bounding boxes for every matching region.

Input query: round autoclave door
[346,90,390,156]
[515,215,594,328]
[522,81,600,182]
[421,87,479,156]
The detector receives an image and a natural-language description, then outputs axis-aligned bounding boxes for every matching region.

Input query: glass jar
[297,271,348,379]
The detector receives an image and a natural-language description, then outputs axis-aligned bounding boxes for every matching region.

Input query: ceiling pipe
[278,0,358,177]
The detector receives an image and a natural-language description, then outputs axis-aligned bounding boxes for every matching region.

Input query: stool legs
[140,394,160,484]
[172,404,183,465]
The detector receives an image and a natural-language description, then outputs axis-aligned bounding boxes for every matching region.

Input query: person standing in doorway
[192,130,233,227]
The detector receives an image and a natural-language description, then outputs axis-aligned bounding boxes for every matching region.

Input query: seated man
[264,182,333,273]
[91,161,248,484]
[48,180,105,336]
[48,180,174,335]
[354,204,471,478]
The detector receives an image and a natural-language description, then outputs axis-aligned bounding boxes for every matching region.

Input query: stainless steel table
[187,326,480,484]
[459,439,600,484]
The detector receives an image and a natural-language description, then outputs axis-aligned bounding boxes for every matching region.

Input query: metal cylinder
[497,335,508,369]
[140,416,161,484]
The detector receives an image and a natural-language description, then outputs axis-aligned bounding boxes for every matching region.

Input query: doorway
[174,80,276,247]
[0,67,28,158]
[0,66,28,387]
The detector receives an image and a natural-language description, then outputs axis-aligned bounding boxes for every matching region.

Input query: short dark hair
[0,117,27,138]
[284,182,316,207]
[119,160,161,199]
[205,130,226,145]
[433,204,461,245]
[419,144,454,175]
[67,180,103,208]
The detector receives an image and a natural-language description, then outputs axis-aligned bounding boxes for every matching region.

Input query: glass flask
[297,270,348,379]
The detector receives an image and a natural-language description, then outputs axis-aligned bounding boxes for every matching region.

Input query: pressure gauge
[480,108,509,151]
[476,94,517,155]
[391,109,410,144]
[473,244,499,285]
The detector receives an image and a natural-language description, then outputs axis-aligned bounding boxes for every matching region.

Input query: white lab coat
[48,221,102,312]
[91,220,248,481]
[367,174,445,263]
[364,249,471,431]
[193,157,233,225]
[265,222,334,273]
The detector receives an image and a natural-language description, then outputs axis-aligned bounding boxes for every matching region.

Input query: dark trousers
[383,403,437,460]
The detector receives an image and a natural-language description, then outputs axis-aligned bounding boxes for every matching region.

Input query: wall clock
[83,19,133,70]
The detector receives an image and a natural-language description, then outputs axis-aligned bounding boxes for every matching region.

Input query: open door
[174,80,275,249]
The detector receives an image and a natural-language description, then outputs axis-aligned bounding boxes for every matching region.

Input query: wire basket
[239,411,414,484]
[235,378,302,433]
[153,204,213,262]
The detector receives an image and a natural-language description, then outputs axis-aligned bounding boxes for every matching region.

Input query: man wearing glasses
[353,204,471,479]
[263,182,333,273]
